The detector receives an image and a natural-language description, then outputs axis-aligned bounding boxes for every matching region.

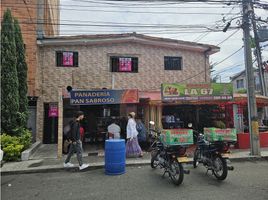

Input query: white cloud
[60,0,268,82]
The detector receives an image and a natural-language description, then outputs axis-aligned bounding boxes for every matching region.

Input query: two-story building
[36,33,220,153]
[230,69,264,94]
[230,69,268,133]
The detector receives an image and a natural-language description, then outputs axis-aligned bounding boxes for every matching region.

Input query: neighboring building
[230,69,268,132]
[230,69,264,94]
[1,0,60,140]
[37,33,219,144]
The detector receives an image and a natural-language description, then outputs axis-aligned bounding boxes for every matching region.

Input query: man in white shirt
[107,118,121,139]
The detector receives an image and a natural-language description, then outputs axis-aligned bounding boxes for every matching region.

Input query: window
[56,51,78,67]
[254,76,261,91]
[236,79,244,89]
[110,56,138,72]
[164,56,182,70]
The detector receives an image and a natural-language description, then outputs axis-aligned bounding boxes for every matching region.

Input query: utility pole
[251,1,268,121]
[242,0,260,156]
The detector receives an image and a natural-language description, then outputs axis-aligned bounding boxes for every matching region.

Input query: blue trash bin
[105,139,126,175]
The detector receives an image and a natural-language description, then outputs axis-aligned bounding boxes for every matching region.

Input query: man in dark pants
[64,111,89,170]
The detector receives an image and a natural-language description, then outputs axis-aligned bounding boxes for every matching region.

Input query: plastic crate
[161,129,193,145]
[204,127,237,142]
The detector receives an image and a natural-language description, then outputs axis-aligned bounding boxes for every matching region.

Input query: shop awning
[232,93,268,106]
[138,91,268,107]
[139,91,161,101]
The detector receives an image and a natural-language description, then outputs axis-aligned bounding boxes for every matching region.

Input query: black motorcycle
[149,121,190,185]
[191,126,234,180]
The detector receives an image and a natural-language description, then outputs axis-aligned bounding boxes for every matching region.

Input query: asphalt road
[1,161,268,200]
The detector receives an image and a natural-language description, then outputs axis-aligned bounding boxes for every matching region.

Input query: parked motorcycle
[189,123,234,180]
[149,121,190,185]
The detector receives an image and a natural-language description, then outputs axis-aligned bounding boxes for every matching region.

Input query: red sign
[49,104,58,117]
[119,58,132,72]
[62,52,73,66]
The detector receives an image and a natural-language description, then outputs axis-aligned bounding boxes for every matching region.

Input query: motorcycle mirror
[149,121,155,125]
[188,123,193,128]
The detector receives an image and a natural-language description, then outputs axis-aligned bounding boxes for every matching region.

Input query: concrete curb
[21,141,41,161]
[1,161,151,175]
[1,155,267,175]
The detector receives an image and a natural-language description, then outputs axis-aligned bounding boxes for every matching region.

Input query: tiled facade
[36,34,219,141]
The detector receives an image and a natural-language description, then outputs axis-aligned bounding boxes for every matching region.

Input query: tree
[1,9,19,134]
[14,18,29,128]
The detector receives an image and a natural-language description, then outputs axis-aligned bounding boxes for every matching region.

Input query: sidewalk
[1,144,268,175]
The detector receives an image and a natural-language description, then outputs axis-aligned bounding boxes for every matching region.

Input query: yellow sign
[177,157,189,163]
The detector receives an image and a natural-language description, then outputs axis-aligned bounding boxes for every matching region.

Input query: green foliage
[14,19,29,128]
[17,128,32,150]
[213,121,226,129]
[2,144,24,161]
[237,89,247,94]
[1,129,32,161]
[1,134,22,161]
[1,9,19,134]
[17,112,29,130]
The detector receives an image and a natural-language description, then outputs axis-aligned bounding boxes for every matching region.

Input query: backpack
[136,122,143,132]
[63,120,74,139]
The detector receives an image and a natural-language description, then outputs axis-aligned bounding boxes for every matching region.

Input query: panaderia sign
[161,83,233,101]
[70,89,138,105]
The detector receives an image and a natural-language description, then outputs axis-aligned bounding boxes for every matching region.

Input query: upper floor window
[164,56,182,70]
[56,51,78,67]
[110,56,138,72]
[236,79,244,89]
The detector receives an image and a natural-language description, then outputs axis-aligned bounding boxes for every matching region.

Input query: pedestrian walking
[136,119,147,150]
[126,112,143,157]
[64,111,89,170]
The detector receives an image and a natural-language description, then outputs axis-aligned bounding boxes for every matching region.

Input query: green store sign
[161,83,233,101]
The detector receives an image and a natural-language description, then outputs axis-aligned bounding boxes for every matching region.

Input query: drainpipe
[204,47,212,82]
[37,0,44,39]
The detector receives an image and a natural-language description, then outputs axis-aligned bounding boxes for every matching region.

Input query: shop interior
[162,104,233,132]
[63,99,146,152]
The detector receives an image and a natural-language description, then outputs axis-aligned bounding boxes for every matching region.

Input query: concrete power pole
[242,0,261,156]
[251,2,268,121]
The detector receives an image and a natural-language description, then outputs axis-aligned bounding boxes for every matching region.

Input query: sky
[59,0,268,83]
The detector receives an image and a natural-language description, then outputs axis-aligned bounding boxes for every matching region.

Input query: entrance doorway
[43,103,58,144]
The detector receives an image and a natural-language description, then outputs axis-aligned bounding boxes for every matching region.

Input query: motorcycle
[149,121,190,185]
[189,123,234,180]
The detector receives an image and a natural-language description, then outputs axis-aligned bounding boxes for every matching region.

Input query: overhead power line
[2,1,240,9]
[216,28,241,46]
[212,46,244,67]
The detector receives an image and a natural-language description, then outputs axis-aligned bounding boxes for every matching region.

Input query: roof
[230,68,259,80]
[37,32,220,55]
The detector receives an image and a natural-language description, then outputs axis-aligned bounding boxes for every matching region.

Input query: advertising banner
[161,83,233,101]
[62,52,73,66]
[119,57,132,72]
[48,103,58,117]
[70,89,139,105]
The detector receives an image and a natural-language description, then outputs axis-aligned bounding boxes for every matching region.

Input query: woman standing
[126,112,143,157]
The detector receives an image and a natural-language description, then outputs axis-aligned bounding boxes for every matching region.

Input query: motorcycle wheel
[193,149,200,168]
[150,150,159,169]
[170,159,184,185]
[212,155,228,180]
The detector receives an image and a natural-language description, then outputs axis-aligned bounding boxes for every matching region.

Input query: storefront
[158,83,233,130]
[63,88,140,140]
[231,93,268,148]
[141,84,268,149]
